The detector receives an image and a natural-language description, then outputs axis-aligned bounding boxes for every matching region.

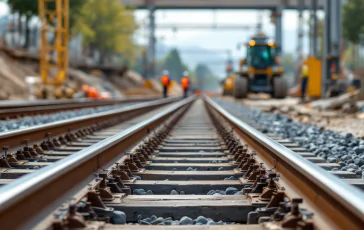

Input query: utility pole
[147,0,156,79]
[272,6,283,56]
[295,0,304,87]
[311,0,318,57]
[322,0,341,97]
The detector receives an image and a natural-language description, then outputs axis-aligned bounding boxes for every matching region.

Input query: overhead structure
[143,23,258,30]
[120,0,324,9]
[38,0,69,85]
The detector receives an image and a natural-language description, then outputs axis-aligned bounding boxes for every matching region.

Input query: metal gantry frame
[38,0,69,85]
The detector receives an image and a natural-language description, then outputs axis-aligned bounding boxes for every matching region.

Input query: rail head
[0,96,196,229]
[204,96,364,228]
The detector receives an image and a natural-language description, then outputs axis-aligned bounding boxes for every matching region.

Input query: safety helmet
[183,71,189,77]
[163,70,169,75]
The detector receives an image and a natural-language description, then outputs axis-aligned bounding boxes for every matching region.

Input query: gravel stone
[179,216,193,225]
[196,216,208,224]
[225,187,239,195]
[151,217,164,225]
[110,211,126,224]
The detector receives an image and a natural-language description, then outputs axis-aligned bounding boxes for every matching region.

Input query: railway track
[0,96,159,119]
[0,96,363,229]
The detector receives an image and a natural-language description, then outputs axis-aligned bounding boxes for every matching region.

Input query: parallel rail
[0,96,160,119]
[0,97,179,149]
[204,96,364,230]
[0,97,195,229]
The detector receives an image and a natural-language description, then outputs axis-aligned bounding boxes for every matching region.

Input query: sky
[0,2,324,74]
[134,9,324,58]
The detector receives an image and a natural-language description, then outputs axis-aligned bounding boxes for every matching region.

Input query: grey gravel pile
[129,215,235,225]
[213,98,364,177]
[133,189,154,195]
[224,176,236,180]
[207,187,241,195]
[0,103,137,133]
[170,189,186,195]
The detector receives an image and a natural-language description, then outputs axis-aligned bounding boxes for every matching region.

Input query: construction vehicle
[37,0,75,99]
[223,33,287,98]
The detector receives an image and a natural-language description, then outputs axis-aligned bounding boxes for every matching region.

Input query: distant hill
[154,28,310,78]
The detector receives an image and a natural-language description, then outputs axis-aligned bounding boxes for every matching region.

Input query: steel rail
[0,96,196,229]
[0,96,159,109]
[0,96,161,118]
[0,96,180,149]
[204,96,364,230]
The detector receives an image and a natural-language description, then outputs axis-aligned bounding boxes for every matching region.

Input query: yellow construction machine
[37,0,75,99]
[222,33,287,98]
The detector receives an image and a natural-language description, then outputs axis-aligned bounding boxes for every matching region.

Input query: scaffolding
[38,0,69,85]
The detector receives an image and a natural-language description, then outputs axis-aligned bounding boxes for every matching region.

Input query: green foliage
[343,0,364,44]
[3,0,86,29]
[194,63,219,91]
[281,53,295,75]
[157,49,188,81]
[73,0,137,64]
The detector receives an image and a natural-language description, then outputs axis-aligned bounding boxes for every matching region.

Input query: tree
[2,0,87,48]
[73,0,137,64]
[343,0,364,70]
[281,53,295,74]
[158,49,187,81]
[194,63,219,91]
[343,0,364,44]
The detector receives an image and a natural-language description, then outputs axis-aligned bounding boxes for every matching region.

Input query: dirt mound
[0,47,158,99]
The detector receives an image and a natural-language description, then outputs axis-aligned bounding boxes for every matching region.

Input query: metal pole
[275,6,283,56]
[312,0,318,57]
[322,0,341,97]
[322,0,330,97]
[297,0,304,63]
[148,2,156,79]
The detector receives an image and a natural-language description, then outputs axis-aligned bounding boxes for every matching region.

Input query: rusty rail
[0,97,179,149]
[0,96,195,229]
[204,96,364,230]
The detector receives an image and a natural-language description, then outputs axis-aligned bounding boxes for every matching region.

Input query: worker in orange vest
[161,70,170,98]
[82,84,89,98]
[181,71,190,98]
[88,87,99,99]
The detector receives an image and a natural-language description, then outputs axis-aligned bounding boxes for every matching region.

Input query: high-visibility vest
[302,65,309,77]
[161,75,170,86]
[181,77,190,89]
